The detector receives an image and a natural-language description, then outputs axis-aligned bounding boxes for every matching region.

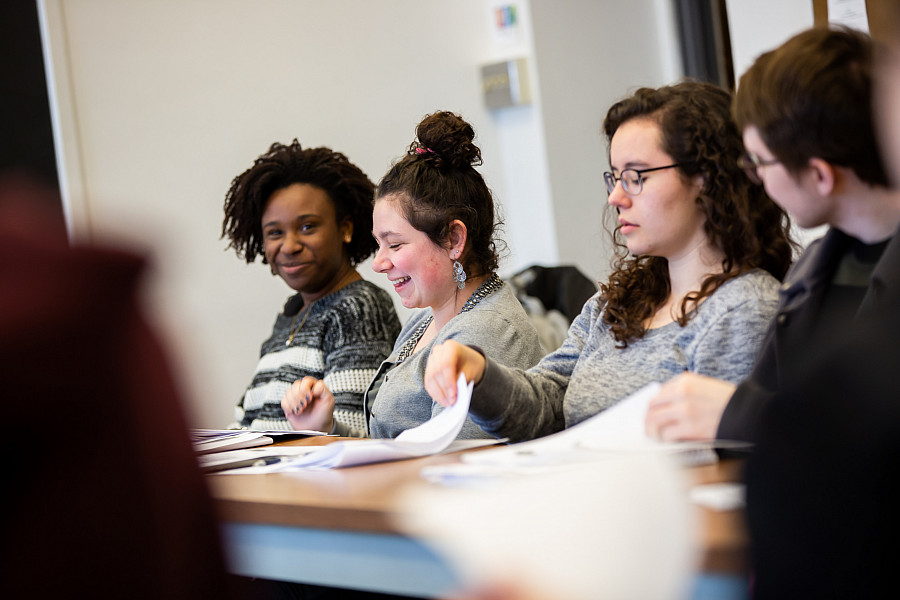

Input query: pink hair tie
[415,147,434,154]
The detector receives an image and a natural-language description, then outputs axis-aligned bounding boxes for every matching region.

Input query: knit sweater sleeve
[467,294,597,442]
[322,284,401,430]
[427,295,546,439]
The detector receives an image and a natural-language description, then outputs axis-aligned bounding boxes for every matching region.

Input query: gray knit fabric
[234,280,401,430]
[362,281,544,439]
[469,269,781,443]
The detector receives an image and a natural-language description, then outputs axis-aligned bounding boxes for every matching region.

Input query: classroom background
[16,0,817,427]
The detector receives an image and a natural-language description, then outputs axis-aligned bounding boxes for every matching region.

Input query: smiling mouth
[390,276,411,287]
[280,263,310,273]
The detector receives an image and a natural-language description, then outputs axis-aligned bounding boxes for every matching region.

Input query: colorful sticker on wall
[495,5,517,29]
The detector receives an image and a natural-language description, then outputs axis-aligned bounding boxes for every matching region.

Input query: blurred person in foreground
[0,174,234,598]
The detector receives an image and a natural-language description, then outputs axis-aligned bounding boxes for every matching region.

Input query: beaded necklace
[395,273,503,363]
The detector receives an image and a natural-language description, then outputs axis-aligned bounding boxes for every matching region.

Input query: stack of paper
[197,445,322,473]
[191,430,273,454]
[191,428,332,455]
[209,374,477,473]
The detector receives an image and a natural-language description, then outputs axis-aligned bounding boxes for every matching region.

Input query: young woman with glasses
[423,81,796,442]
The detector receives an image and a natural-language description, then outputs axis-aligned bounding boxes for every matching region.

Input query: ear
[339,218,353,244]
[446,219,468,260]
[805,158,836,197]
[691,173,705,198]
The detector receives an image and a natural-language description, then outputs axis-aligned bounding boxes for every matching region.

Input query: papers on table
[206,374,477,473]
[273,373,474,470]
[397,451,696,600]
[420,382,749,485]
[197,445,322,473]
[192,430,273,454]
[191,428,330,455]
[396,383,715,600]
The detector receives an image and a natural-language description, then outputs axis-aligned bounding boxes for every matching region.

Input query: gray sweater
[469,269,781,442]
[360,282,544,439]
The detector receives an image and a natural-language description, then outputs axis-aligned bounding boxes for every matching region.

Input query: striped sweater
[234,280,401,430]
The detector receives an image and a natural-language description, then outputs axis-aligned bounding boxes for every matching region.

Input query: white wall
[725,0,824,246]
[726,0,814,80]
[41,0,503,426]
[530,0,681,281]
[482,0,560,277]
[38,0,681,427]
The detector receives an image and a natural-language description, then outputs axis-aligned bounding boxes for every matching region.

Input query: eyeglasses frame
[737,153,781,185]
[603,163,681,196]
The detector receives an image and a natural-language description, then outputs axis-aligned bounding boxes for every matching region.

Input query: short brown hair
[734,26,888,187]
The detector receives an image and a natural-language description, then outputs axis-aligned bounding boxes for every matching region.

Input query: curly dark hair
[734,27,888,187]
[374,111,502,277]
[599,81,797,347]
[221,140,376,266]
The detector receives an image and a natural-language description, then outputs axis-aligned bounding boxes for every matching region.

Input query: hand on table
[645,372,736,441]
[424,340,486,406]
[281,376,335,432]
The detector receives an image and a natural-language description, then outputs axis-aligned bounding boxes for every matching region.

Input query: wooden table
[208,437,748,597]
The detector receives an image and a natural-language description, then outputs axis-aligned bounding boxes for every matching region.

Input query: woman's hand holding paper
[424,340,487,407]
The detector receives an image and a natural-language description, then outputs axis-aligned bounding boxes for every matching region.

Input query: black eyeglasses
[738,153,780,185]
[603,164,681,196]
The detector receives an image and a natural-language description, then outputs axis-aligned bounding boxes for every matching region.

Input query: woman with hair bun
[424,81,797,443]
[281,111,543,439]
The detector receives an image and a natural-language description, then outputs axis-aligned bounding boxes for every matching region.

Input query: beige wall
[38,0,701,427]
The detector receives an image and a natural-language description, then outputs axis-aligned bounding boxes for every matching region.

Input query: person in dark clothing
[645,27,900,445]
[744,304,900,598]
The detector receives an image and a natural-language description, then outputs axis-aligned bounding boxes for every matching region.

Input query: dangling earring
[453,260,467,290]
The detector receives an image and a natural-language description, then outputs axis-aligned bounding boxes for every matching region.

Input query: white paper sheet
[191,428,332,455]
[827,0,869,33]
[461,382,664,465]
[398,452,696,600]
[192,431,273,454]
[246,373,476,471]
[198,445,321,473]
[430,382,748,483]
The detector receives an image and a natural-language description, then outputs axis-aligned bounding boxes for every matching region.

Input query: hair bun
[410,111,483,169]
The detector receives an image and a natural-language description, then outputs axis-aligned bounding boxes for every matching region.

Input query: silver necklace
[395,273,503,363]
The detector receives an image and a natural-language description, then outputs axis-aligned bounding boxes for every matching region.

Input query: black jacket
[717,224,900,443]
